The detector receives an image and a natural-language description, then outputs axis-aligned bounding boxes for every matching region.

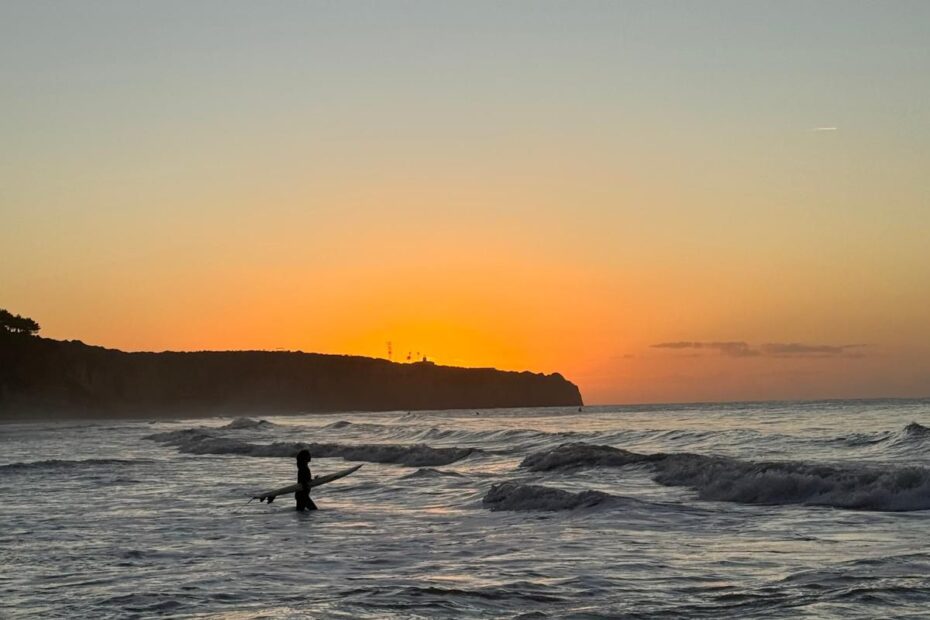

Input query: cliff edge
[0,334,583,420]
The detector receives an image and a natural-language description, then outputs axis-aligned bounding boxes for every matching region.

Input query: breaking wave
[521,441,930,511]
[828,422,930,455]
[145,428,480,467]
[653,454,930,511]
[483,482,611,511]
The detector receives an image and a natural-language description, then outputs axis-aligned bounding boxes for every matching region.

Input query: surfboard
[252,464,363,502]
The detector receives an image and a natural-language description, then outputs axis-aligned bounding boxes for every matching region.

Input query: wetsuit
[296,462,318,511]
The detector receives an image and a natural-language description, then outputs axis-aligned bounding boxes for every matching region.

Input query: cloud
[651,341,700,349]
[811,126,838,131]
[651,341,868,359]
[651,341,758,357]
[759,343,866,357]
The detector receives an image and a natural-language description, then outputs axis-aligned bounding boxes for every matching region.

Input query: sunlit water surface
[3,400,930,619]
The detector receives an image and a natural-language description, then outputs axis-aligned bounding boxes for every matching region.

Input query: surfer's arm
[255,482,304,503]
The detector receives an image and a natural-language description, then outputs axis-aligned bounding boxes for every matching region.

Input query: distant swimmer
[295,449,318,511]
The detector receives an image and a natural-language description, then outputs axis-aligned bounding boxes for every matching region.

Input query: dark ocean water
[3,399,930,618]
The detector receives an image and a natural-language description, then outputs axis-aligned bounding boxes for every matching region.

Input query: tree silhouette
[0,309,40,335]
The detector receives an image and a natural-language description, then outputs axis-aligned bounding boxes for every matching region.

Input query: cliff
[0,334,583,420]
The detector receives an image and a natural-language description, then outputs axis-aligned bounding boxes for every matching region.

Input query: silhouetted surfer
[296,449,318,511]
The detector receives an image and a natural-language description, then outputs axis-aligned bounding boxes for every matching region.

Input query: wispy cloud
[651,341,868,358]
[652,341,759,357]
[759,343,866,357]
[811,126,838,132]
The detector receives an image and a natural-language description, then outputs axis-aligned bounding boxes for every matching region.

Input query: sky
[2,1,929,404]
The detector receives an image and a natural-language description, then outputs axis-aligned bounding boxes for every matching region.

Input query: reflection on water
[2,400,930,618]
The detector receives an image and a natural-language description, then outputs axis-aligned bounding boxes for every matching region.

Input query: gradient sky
[3,1,929,404]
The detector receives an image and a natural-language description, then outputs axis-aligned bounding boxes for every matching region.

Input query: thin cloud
[651,341,868,359]
[811,127,838,132]
[651,341,758,357]
[651,341,701,349]
[760,343,867,357]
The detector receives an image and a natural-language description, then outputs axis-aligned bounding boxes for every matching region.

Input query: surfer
[295,449,318,511]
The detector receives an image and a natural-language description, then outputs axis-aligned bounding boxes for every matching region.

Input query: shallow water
[3,399,930,618]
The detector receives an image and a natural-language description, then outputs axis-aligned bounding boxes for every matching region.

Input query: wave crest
[401,467,466,479]
[0,458,147,472]
[833,422,930,449]
[520,442,662,471]
[221,417,276,430]
[904,422,930,437]
[483,482,610,511]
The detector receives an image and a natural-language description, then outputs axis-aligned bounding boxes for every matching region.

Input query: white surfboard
[252,464,363,502]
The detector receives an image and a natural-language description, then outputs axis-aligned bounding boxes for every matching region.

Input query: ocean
[3,399,930,619]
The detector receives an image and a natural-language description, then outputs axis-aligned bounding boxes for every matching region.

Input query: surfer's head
[296,449,311,464]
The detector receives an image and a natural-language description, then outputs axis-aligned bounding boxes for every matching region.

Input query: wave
[221,417,276,430]
[483,482,611,511]
[833,431,892,447]
[324,420,353,429]
[831,422,930,450]
[346,582,567,605]
[394,583,566,604]
[521,442,930,511]
[0,458,147,472]
[146,428,480,466]
[318,420,588,448]
[520,442,663,471]
[401,467,466,480]
[313,443,479,467]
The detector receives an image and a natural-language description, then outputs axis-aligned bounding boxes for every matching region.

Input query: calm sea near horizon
[3,398,930,619]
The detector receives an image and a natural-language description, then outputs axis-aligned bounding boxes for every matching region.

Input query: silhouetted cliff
[0,334,583,420]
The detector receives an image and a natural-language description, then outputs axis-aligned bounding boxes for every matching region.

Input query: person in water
[295,448,318,511]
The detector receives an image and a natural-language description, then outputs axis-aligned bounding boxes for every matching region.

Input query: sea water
[3,400,930,618]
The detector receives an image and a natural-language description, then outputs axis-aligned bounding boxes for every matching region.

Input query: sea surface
[3,400,930,619]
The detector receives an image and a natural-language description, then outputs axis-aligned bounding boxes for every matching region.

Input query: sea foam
[145,428,479,467]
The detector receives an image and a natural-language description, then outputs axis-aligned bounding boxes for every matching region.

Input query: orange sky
[3,3,929,403]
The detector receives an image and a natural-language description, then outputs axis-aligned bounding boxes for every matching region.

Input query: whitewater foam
[521,439,930,511]
[653,453,930,511]
[146,428,480,466]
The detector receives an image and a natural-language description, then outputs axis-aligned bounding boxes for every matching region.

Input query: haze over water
[4,400,930,618]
